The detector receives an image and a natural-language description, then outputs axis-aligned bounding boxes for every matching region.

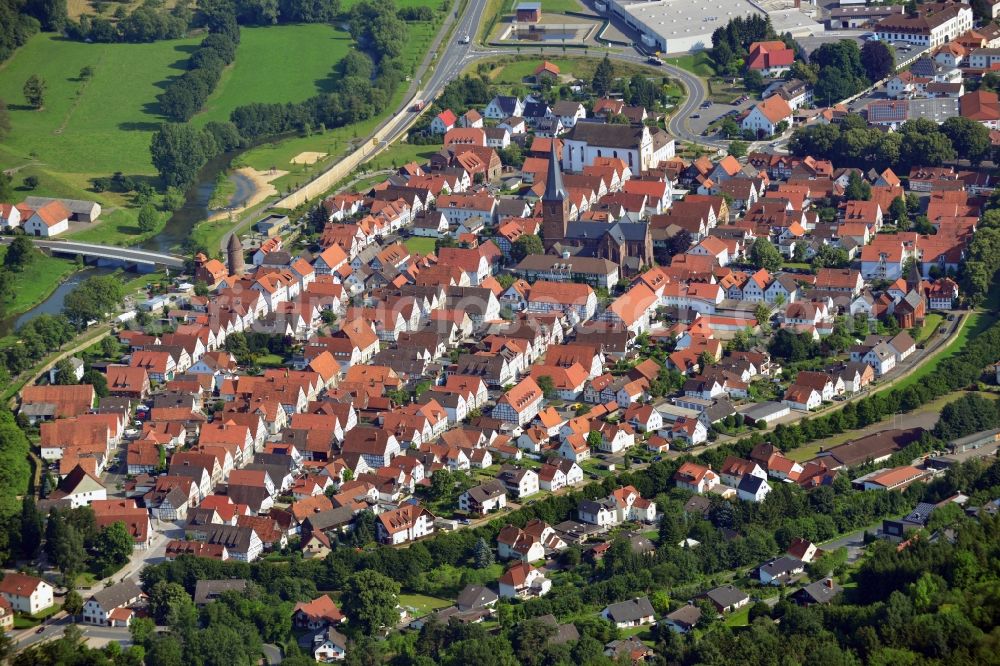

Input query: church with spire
[540,143,653,273]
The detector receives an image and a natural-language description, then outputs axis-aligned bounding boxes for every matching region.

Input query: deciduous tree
[861,40,895,83]
[748,237,783,271]
[4,236,35,272]
[941,116,991,165]
[22,74,45,109]
[511,234,543,262]
[341,570,400,635]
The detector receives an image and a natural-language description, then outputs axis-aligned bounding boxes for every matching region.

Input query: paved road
[262,643,285,665]
[14,614,133,650]
[114,519,185,584]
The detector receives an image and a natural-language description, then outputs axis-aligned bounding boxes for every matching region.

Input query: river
[141,150,255,254]
[6,155,255,335]
[0,266,114,337]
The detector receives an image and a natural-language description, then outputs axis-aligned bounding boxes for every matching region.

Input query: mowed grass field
[237,19,440,194]
[195,24,353,125]
[0,33,200,177]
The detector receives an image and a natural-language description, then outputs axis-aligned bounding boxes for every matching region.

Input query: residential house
[0,574,54,615]
[498,563,551,599]
[458,480,508,515]
[601,597,656,629]
[377,504,435,545]
[82,581,143,626]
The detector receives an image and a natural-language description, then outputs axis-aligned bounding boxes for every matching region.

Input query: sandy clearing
[290,151,328,165]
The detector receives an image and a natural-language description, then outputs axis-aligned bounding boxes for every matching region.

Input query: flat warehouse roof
[618,0,762,40]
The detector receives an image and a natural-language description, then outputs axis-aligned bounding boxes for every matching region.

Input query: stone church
[540,144,653,272]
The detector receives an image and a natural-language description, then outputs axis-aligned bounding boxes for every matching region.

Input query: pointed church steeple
[541,142,569,250]
[543,142,566,202]
[906,258,922,293]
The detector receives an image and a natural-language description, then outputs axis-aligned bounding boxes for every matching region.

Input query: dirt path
[5,325,111,408]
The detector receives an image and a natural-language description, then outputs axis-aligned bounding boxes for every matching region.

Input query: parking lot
[686,98,755,139]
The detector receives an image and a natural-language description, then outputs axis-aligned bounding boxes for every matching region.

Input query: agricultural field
[195,24,353,125]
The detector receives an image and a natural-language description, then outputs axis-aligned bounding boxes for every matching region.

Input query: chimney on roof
[824,578,833,588]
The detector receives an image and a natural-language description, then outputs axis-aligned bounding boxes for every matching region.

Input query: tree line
[62,0,340,44]
[0,0,41,64]
[960,193,1000,305]
[159,31,240,123]
[67,4,190,44]
[790,114,991,172]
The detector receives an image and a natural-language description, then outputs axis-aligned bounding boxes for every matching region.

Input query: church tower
[541,142,569,251]
[227,233,245,276]
[906,257,923,293]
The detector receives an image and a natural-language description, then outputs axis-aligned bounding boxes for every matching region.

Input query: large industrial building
[602,0,822,54]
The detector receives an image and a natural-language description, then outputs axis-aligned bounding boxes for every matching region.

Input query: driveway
[262,643,284,665]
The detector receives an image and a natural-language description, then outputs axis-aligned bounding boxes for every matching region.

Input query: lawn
[195,24,353,125]
[724,605,751,627]
[404,236,437,255]
[665,52,716,77]
[66,207,167,247]
[123,270,166,294]
[397,593,452,617]
[0,246,77,319]
[525,0,585,12]
[215,16,437,202]
[256,353,285,367]
[13,615,40,629]
[914,313,944,344]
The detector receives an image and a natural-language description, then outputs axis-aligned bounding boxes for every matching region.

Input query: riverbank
[0,246,77,329]
[188,167,286,254]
